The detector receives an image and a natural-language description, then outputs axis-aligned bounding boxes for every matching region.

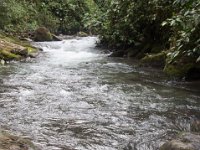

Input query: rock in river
[0,130,38,150]
[160,133,200,150]
[33,27,53,42]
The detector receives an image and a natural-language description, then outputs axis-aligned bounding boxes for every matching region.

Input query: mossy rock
[0,130,38,150]
[77,31,88,37]
[141,51,167,67]
[164,63,194,78]
[0,50,21,61]
[34,27,52,42]
[26,46,38,54]
[10,48,29,57]
[26,46,39,58]
[164,55,196,78]
[0,33,26,46]
[0,33,38,61]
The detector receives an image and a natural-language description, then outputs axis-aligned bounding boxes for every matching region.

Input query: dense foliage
[162,0,200,63]
[99,0,199,50]
[97,0,200,79]
[0,0,199,79]
[0,0,98,34]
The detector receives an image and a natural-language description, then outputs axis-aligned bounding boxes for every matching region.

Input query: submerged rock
[0,130,38,150]
[160,133,200,150]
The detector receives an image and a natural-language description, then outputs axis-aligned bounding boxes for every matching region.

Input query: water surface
[0,37,200,150]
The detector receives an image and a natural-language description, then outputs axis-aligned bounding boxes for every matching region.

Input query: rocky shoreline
[160,133,200,150]
[0,130,38,150]
[0,27,63,64]
[0,34,40,64]
[0,33,40,149]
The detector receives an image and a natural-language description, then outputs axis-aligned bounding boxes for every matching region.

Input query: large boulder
[34,27,52,42]
[0,35,38,61]
[160,133,200,150]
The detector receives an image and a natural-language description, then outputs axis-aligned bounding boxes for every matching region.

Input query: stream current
[0,37,200,150]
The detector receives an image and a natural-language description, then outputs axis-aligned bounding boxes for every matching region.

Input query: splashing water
[0,37,200,150]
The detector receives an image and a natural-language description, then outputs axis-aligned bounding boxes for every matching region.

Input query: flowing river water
[0,37,200,150]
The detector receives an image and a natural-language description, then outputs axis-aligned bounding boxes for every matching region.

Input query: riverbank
[99,44,200,82]
[97,1,200,81]
[0,29,90,64]
[0,33,39,64]
[0,33,40,149]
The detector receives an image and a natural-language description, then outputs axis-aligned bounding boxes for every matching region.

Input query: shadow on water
[0,37,200,150]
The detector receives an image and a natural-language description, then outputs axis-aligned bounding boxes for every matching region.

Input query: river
[0,37,200,150]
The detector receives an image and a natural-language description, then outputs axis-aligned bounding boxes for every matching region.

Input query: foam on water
[0,37,199,150]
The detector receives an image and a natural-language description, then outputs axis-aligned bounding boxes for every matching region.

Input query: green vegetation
[0,0,199,79]
[0,49,21,61]
[0,0,100,34]
[97,0,200,79]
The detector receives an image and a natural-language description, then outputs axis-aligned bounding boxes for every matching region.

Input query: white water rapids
[0,37,200,150]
